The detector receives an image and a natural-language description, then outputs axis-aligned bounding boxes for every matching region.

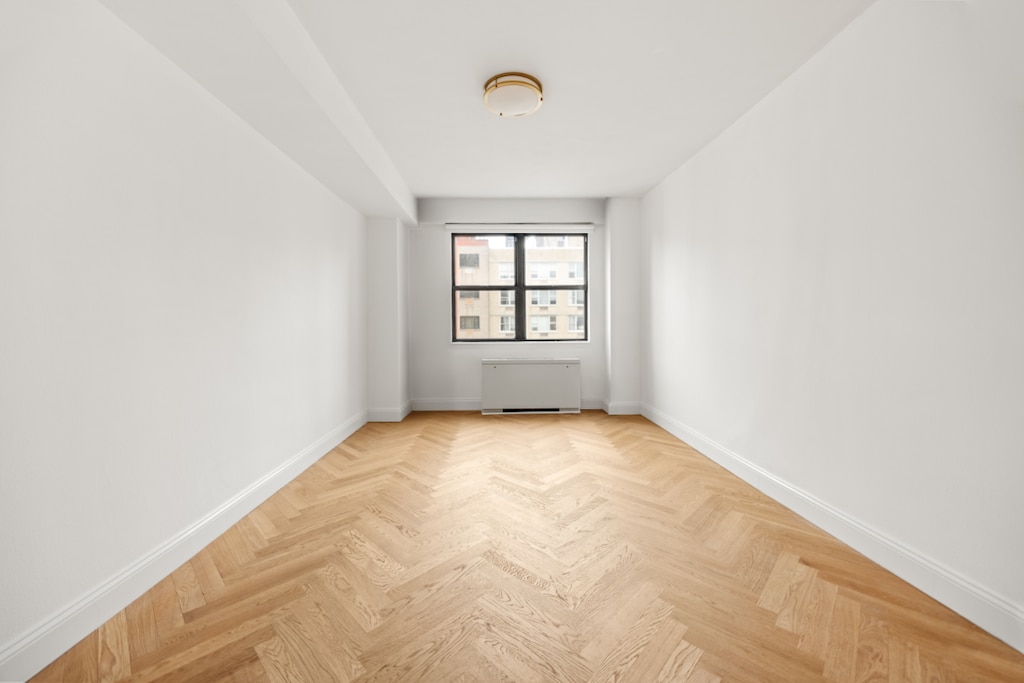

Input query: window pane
[484,289,513,314]
[523,234,586,286]
[525,290,587,340]
[453,293,486,340]
[453,234,514,287]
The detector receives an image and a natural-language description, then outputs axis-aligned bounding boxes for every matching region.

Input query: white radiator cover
[481,358,581,414]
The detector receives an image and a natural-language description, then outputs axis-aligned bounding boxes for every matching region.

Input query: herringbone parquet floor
[31,412,1024,682]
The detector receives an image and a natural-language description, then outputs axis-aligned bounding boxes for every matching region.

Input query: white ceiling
[99,0,876,219]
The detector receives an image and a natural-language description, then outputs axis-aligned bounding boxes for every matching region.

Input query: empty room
[2,0,1023,681]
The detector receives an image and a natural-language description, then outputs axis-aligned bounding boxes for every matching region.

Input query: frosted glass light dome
[483,72,543,117]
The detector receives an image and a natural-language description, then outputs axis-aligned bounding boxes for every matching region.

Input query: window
[532,235,566,248]
[530,290,557,306]
[530,263,558,279]
[532,317,557,331]
[452,233,587,342]
[530,315,558,332]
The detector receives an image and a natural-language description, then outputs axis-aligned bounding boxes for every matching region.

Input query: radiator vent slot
[481,359,581,414]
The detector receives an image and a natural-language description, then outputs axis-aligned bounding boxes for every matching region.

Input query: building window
[530,315,558,332]
[530,290,557,306]
[529,263,558,279]
[452,233,588,342]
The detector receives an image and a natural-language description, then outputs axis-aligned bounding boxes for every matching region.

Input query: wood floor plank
[796,573,840,659]
[266,608,355,682]
[189,550,225,601]
[476,592,592,682]
[29,412,1024,683]
[124,591,160,664]
[132,624,275,683]
[220,658,271,683]
[147,576,185,642]
[588,596,675,683]
[856,612,891,683]
[170,561,206,615]
[59,630,98,683]
[617,616,698,683]
[825,593,863,683]
[97,610,131,683]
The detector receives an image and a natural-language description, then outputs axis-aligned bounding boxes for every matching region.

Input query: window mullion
[514,235,526,340]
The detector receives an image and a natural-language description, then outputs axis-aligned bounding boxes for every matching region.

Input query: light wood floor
[31,412,1024,682]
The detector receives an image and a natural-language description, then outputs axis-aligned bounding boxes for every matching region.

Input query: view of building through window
[452,233,587,341]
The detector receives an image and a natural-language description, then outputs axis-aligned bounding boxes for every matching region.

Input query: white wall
[604,198,642,414]
[367,217,411,421]
[0,2,367,678]
[641,0,1024,651]
[411,199,607,410]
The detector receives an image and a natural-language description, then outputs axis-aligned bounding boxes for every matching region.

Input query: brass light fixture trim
[483,72,544,117]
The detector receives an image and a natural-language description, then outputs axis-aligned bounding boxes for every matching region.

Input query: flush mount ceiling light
[483,72,543,117]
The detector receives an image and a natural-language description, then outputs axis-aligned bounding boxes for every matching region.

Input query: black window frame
[452,232,588,342]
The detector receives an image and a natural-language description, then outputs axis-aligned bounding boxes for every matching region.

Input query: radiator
[481,358,581,414]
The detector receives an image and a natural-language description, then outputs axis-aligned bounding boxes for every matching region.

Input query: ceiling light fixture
[483,72,543,117]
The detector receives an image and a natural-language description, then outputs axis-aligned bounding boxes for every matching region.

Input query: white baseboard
[410,398,480,412]
[640,403,1024,655]
[367,401,412,422]
[0,412,367,683]
[603,401,642,415]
